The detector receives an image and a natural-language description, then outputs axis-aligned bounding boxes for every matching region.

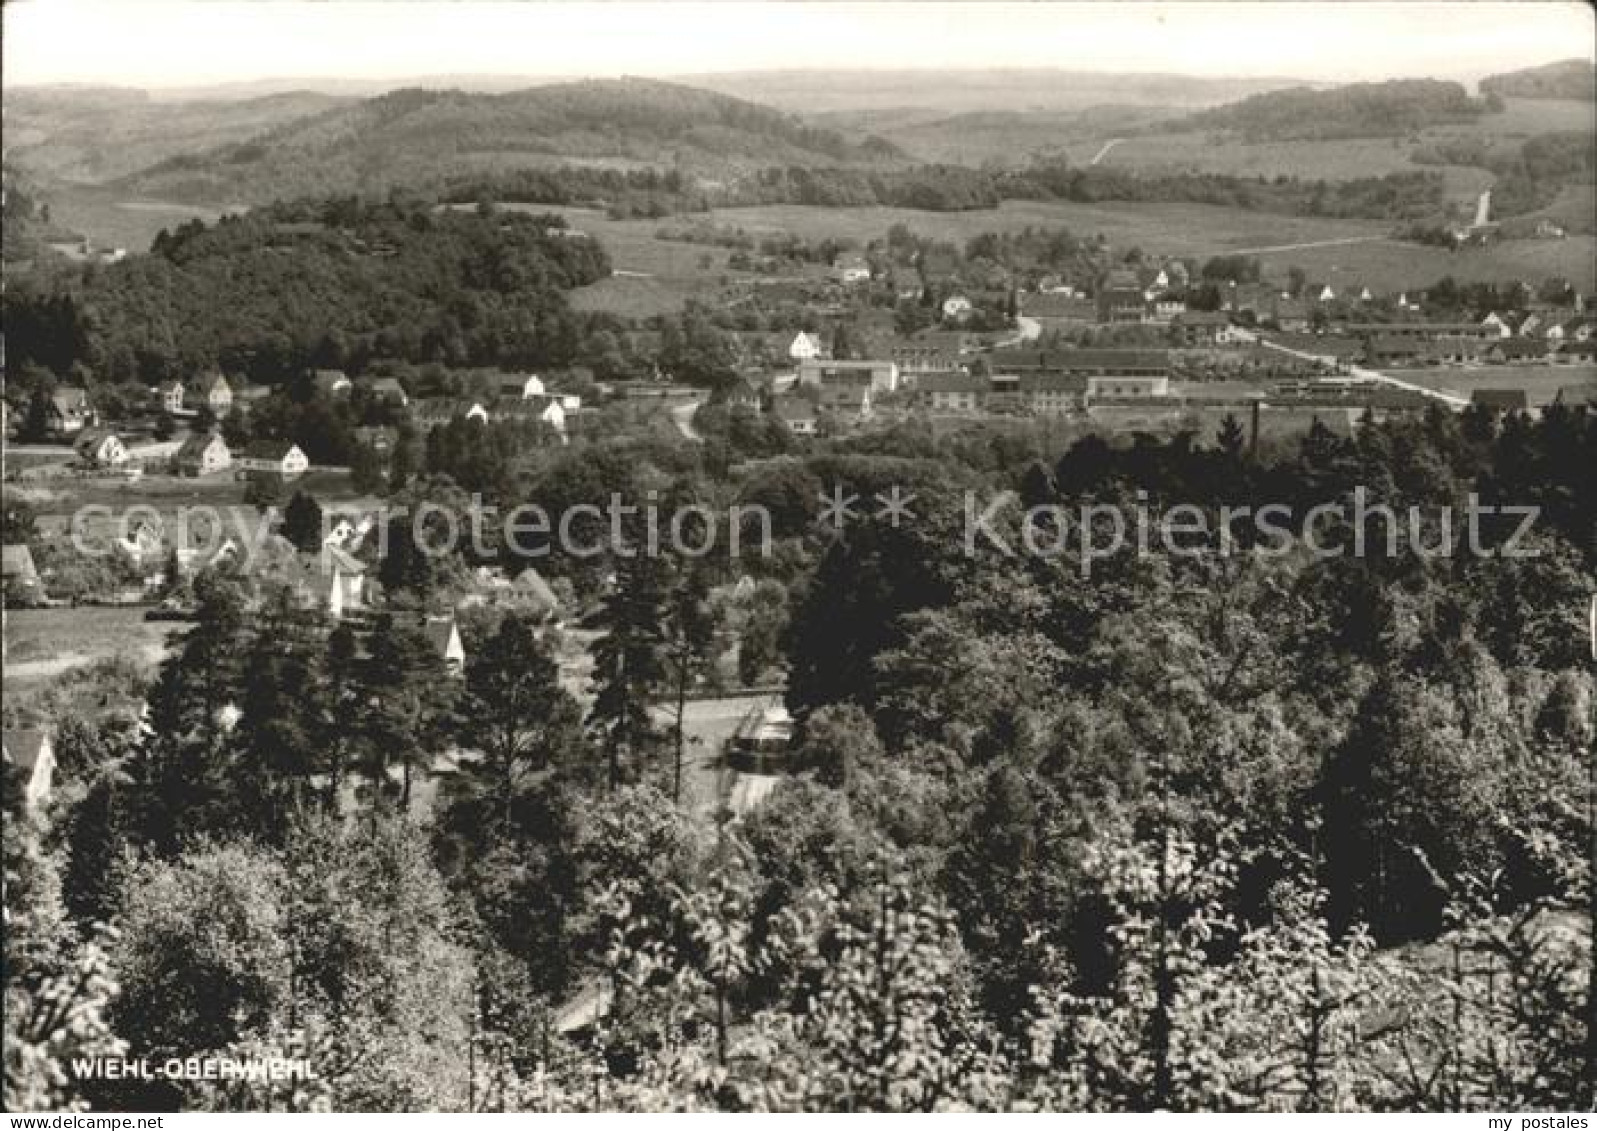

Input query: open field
[37,184,247,256]
[3,605,182,672]
[1091,97,1595,210]
[1384,364,1597,408]
[1249,233,1597,292]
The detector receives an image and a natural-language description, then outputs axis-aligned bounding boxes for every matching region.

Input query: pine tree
[662,562,716,802]
[588,554,669,790]
[458,613,585,831]
[280,490,324,554]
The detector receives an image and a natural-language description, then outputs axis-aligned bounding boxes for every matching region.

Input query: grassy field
[1093,97,1595,210]
[1384,365,1596,408]
[3,606,183,666]
[1248,234,1597,293]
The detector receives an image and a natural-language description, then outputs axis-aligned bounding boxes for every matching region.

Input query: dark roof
[243,439,302,460]
[175,431,227,461]
[772,397,817,423]
[1471,388,1530,410]
[918,373,986,395]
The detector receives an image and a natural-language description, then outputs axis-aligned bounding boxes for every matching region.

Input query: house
[413,398,490,429]
[497,373,546,400]
[1149,295,1188,325]
[1484,338,1550,365]
[366,377,409,406]
[74,429,129,468]
[2,545,43,602]
[1215,324,1254,346]
[1022,372,1087,416]
[305,550,366,619]
[156,380,186,414]
[832,256,871,285]
[720,376,763,410]
[174,431,231,476]
[509,567,562,620]
[772,397,819,435]
[941,294,974,322]
[311,369,352,399]
[1553,383,1596,406]
[46,387,93,437]
[1471,388,1530,412]
[917,372,987,413]
[1365,336,1431,366]
[890,344,964,387]
[3,730,56,809]
[423,617,466,674]
[787,331,825,362]
[492,395,566,436]
[1313,284,1336,303]
[1480,312,1515,338]
[200,373,234,416]
[1170,311,1230,346]
[796,359,900,394]
[1534,219,1567,239]
[1098,269,1149,323]
[1086,376,1171,400]
[237,440,309,479]
[1022,291,1098,330]
[993,348,1171,380]
[1270,298,1311,332]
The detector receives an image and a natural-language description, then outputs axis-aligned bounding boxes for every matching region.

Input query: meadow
[1384,364,1597,408]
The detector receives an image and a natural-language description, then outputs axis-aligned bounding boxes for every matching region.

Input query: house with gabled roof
[238,439,309,479]
[200,372,233,416]
[46,386,94,437]
[74,429,129,468]
[497,373,546,400]
[772,396,819,435]
[365,376,409,405]
[155,380,186,414]
[174,431,231,476]
[787,331,825,362]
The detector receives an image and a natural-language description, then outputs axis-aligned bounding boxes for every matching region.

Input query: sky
[4,1,1593,90]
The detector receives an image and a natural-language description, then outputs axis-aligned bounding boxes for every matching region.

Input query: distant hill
[3,87,350,183]
[683,68,1303,115]
[1480,59,1596,102]
[1173,79,1493,141]
[114,78,905,204]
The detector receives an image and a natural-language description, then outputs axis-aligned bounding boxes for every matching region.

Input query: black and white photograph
[2,0,1594,1116]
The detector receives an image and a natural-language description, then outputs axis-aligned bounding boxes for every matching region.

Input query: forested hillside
[2,200,611,385]
[1176,79,1495,141]
[113,79,904,203]
[1480,58,1596,101]
[2,86,348,184]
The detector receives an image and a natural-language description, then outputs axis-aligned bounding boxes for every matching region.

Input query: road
[1254,338,1471,409]
[1088,138,1125,166]
[1227,235,1395,256]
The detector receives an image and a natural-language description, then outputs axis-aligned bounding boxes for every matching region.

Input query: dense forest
[3,199,611,386]
[1480,58,1597,102]
[6,391,1593,1110]
[442,160,1449,221]
[1411,129,1597,220]
[1175,79,1496,141]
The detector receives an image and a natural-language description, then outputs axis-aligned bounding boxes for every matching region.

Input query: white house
[498,373,546,400]
[74,429,129,468]
[175,432,231,476]
[238,440,310,479]
[156,380,186,414]
[788,331,824,362]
